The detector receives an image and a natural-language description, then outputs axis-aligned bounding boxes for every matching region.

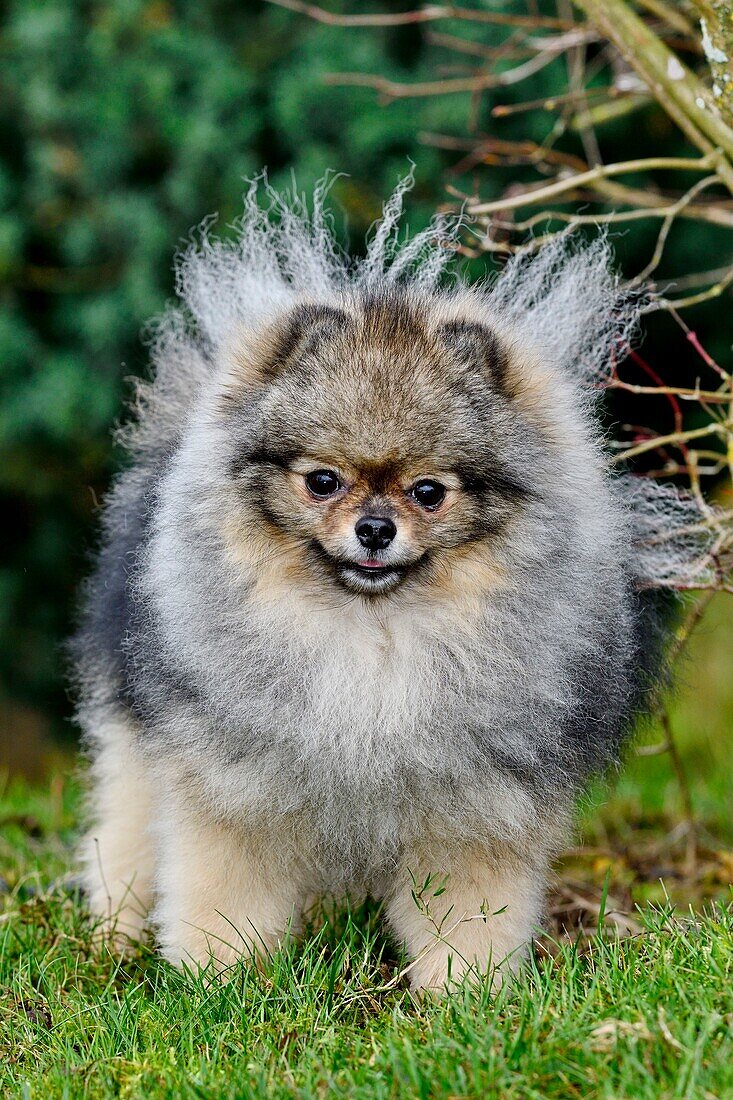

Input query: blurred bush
[0,0,728,758]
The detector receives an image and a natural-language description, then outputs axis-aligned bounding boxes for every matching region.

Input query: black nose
[355,515,396,551]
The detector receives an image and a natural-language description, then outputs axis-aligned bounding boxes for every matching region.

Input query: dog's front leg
[385,842,546,993]
[153,794,304,973]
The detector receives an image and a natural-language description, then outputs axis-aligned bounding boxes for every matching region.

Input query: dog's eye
[411,479,446,510]
[305,469,342,498]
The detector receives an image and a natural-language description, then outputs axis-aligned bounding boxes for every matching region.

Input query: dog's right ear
[228,303,350,391]
[438,319,508,391]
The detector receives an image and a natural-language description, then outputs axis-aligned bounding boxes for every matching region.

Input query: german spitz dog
[73,178,700,991]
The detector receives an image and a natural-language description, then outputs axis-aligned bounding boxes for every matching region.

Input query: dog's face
[222,293,533,601]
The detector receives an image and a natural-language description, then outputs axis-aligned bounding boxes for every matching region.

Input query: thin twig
[631,174,722,284]
[482,197,733,233]
[427,31,534,63]
[492,84,628,117]
[652,265,733,310]
[266,0,574,30]
[657,264,733,292]
[660,710,699,871]
[606,380,731,403]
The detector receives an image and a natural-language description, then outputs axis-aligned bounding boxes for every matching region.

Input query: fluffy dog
[73,179,695,991]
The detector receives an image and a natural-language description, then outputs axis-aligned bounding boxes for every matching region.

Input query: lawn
[1,595,732,1098]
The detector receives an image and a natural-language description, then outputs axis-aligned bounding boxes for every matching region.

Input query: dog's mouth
[338,560,406,592]
[313,545,422,595]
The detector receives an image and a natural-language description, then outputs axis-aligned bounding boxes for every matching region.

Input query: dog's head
[218,292,541,603]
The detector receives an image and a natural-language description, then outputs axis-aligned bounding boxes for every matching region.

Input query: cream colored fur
[80,715,155,944]
[152,795,304,972]
[82,710,544,987]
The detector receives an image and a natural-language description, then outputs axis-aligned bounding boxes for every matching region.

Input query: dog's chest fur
[148,590,539,881]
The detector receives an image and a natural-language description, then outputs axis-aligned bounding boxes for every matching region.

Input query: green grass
[1,595,732,1098]
[1,861,732,1099]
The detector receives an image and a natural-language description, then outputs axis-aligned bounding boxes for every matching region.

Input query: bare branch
[631,174,722,284]
[466,153,723,216]
[610,420,730,463]
[324,49,563,100]
[652,264,733,309]
[265,0,574,31]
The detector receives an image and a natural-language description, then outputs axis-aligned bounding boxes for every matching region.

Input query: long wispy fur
[73,176,709,989]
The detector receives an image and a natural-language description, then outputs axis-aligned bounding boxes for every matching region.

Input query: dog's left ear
[439,319,508,389]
